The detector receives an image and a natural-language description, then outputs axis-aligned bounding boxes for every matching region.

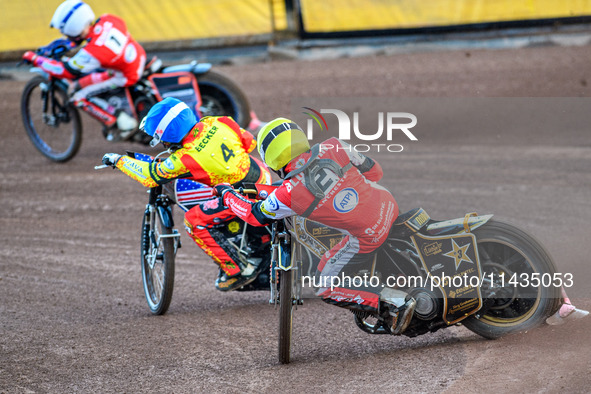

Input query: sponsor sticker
[163,158,175,171]
[124,44,137,63]
[332,188,358,213]
[267,195,279,211]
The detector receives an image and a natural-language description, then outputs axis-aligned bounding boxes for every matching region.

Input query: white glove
[102,153,121,167]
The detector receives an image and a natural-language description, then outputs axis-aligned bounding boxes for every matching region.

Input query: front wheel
[462,220,561,339]
[21,76,82,162]
[278,269,294,364]
[197,70,252,128]
[141,209,176,315]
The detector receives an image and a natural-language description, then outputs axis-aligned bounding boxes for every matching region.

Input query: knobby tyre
[141,211,175,315]
[196,70,252,128]
[278,268,294,364]
[21,76,82,162]
[462,219,561,339]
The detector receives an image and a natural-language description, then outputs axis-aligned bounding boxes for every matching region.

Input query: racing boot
[215,257,262,292]
[114,111,139,140]
[380,287,416,335]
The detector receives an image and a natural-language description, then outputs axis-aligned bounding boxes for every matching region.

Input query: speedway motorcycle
[21,41,253,163]
[240,184,563,364]
[97,151,272,315]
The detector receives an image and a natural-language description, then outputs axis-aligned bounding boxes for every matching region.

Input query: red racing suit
[222,137,399,312]
[28,14,146,126]
[115,116,271,276]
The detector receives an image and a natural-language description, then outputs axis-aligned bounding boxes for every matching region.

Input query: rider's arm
[342,141,383,182]
[352,153,383,182]
[22,47,101,80]
[24,53,78,80]
[222,184,295,227]
[115,153,191,188]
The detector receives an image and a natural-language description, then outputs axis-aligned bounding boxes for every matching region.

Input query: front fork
[269,223,303,307]
[143,190,181,269]
[39,80,70,127]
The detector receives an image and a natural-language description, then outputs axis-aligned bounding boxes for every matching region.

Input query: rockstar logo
[227,221,241,234]
[443,239,474,270]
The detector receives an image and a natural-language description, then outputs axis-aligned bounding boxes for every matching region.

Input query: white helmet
[50,1,95,38]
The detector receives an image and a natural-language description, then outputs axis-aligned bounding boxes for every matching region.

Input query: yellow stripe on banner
[300,0,591,32]
[0,0,287,53]
[0,1,63,51]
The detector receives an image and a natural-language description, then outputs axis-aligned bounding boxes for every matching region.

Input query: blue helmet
[139,97,199,147]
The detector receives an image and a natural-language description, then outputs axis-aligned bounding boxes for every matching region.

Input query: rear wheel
[462,220,561,339]
[141,210,175,315]
[197,71,252,128]
[21,76,82,162]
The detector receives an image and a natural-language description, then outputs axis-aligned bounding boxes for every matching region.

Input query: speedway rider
[22,0,145,139]
[214,118,417,335]
[101,97,272,291]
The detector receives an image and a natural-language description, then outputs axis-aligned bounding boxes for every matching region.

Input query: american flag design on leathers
[175,179,214,212]
[132,152,153,162]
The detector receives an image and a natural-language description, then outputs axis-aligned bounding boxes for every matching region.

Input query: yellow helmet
[256,118,310,171]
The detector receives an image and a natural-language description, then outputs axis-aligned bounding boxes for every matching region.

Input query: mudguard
[157,205,174,228]
[426,214,494,236]
[277,239,293,271]
[30,67,49,79]
[29,68,70,92]
[162,62,212,75]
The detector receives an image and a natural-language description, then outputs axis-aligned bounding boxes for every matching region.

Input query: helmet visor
[259,121,302,162]
[139,115,161,147]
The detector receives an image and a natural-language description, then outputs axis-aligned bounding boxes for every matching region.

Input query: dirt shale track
[1,44,591,393]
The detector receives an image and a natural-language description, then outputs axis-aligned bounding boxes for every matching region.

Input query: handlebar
[238,188,258,195]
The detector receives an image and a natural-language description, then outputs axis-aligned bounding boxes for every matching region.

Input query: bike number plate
[148,72,201,117]
[411,232,483,324]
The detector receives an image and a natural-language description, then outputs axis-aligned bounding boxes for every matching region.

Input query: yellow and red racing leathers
[116,116,271,276]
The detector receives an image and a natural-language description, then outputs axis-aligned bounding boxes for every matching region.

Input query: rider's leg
[71,71,138,133]
[184,199,261,291]
[74,97,117,126]
[314,235,416,334]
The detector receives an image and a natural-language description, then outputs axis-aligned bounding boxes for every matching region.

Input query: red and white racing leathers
[222,137,399,312]
[68,14,146,98]
[28,14,146,125]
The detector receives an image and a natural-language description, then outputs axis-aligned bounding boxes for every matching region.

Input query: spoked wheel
[196,70,252,128]
[141,209,176,315]
[21,76,82,162]
[278,268,294,364]
[463,220,561,339]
